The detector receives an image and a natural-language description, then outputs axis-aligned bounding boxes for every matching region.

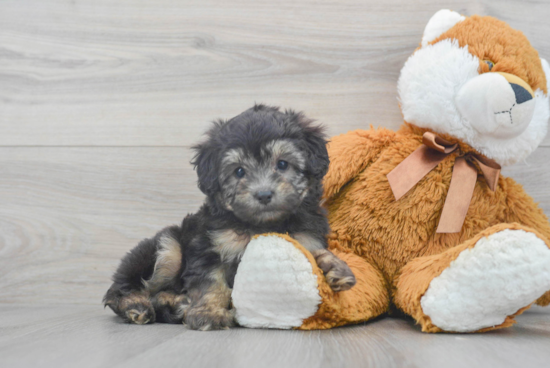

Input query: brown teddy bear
[231,10,550,333]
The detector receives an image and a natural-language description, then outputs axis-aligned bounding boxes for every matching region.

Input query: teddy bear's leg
[536,291,550,306]
[232,234,389,330]
[394,223,550,333]
[300,246,390,330]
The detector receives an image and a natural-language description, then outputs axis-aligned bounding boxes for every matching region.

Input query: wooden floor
[1,305,550,368]
[1,0,550,367]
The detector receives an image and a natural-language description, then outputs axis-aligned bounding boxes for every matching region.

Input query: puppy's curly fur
[103,105,356,330]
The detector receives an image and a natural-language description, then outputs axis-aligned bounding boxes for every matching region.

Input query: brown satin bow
[386,132,501,233]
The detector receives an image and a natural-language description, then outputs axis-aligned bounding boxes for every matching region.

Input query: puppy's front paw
[185,306,235,331]
[325,267,356,292]
[313,249,356,292]
[151,291,190,324]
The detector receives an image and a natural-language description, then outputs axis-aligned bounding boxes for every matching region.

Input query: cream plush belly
[421,229,550,332]
[232,235,321,329]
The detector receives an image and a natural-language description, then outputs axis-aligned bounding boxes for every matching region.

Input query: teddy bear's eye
[484,60,495,70]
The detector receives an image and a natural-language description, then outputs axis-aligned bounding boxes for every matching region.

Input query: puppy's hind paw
[126,307,155,325]
[114,292,156,324]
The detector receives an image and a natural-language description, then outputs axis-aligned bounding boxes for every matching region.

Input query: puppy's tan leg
[312,249,357,292]
[105,289,155,325]
[184,269,235,331]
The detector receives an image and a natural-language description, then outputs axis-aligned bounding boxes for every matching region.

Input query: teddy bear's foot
[421,228,550,332]
[232,234,323,329]
[232,233,390,330]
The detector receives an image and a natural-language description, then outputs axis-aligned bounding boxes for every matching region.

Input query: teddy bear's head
[398,9,550,165]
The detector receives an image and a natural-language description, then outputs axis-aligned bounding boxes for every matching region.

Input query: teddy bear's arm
[503,177,550,243]
[323,128,395,200]
[502,177,550,307]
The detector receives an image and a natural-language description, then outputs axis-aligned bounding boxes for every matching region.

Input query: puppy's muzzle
[255,190,273,205]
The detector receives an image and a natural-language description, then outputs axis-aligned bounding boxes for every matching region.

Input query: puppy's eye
[235,167,245,178]
[277,160,289,171]
[484,60,494,70]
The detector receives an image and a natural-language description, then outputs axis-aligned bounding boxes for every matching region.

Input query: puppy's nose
[255,190,273,205]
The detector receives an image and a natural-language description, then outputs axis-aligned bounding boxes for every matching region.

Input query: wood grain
[0,147,202,304]
[2,0,548,147]
[1,0,550,367]
[0,305,549,368]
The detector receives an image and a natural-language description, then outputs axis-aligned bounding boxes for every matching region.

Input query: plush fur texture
[232,234,322,329]
[104,105,357,330]
[323,124,550,331]
[399,14,549,165]
[421,229,550,332]
[421,9,465,47]
[235,123,550,332]
[233,12,550,332]
[233,233,389,330]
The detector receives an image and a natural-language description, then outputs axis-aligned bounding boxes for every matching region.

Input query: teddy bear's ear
[541,58,550,95]
[421,9,466,47]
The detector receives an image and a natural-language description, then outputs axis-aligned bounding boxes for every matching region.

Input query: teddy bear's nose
[510,83,533,104]
[496,72,535,103]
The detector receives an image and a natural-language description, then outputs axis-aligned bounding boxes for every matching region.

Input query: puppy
[103,105,356,330]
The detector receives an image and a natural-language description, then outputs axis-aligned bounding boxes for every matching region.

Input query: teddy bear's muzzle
[455,71,536,140]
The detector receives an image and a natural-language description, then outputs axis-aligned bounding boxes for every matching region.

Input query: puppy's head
[192,104,328,225]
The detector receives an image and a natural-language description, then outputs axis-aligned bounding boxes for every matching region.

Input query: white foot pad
[421,229,550,332]
[232,235,321,329]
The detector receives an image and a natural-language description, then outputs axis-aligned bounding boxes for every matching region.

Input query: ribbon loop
[422,132,458,154]
[470,155,501,192]
[387,132,502,234]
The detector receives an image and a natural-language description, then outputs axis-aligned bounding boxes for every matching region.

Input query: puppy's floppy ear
[287,110,329,180]
[191,121,223,196]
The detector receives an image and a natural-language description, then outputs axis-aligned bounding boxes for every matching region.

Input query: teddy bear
[230,9,550,333]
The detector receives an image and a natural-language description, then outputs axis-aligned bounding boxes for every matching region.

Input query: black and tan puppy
[103,105,356,330]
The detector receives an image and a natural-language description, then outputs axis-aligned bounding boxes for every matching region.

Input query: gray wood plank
[0,304,549,368]
[1,0,550,367]
[4,0,548,147]
[0,146,202,304]
[0,305,186,368]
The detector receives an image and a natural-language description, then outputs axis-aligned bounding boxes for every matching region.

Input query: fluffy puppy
[103,105,356,330]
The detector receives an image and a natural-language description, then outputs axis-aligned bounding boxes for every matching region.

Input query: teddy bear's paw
[232,234,322,329]
[421,229,550,332]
